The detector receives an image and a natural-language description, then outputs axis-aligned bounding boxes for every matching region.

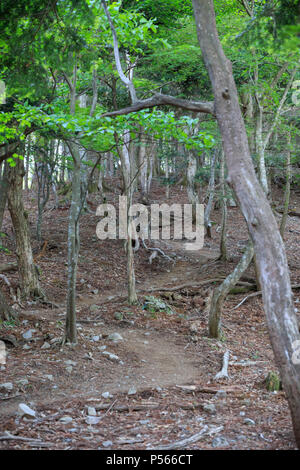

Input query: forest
[0,0,300,452]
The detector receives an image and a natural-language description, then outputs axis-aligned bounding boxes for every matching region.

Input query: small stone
[0,382,13,391]
[128,387,137,396]
[92,289,99,295]
[108,332,123,342]
[16,379,29,386]
[22,330,34,340]
[203,403,216,414]
[60,416,73,424]
[102,391,112,399]
[18,403,36,419]
[212,436,229,448]
[216,390,227,399]
[240,411,246,416]
[64,360,77,366]
[44,375,54,381]
[66,366,73,373]
[86,416,101,425]
[102,351,120,362]
[102,440,113,447]
[92,336,100,342]
[244,418,255,425]
[87,407,97,416]
[23,344,31,350]
[41,342,51,350]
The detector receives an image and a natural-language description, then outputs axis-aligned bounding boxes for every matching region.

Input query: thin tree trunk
[219,150,228,261]
[192,0,300,447]
[280,132,291,238]
[0,161,9,231]
[204,150,217,236]
[7,159,43,299]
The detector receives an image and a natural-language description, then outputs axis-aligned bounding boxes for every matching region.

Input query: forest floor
[0,179,300,450]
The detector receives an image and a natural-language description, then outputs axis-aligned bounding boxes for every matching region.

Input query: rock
[86,416,101,425]
[64,360,77,366]
[128,386,137,395]
[108,332,123,342]
[66,366,73,373]
[114,312,123,321]
[102,440,113,447]
[60,416,73,424]
[23,344,31,350]
[22,329,34,340]
[102,351,120,362]
[203,403,216,414]
[92,336,100,342]
[0,382,13,391]
[41,341,51,350]
[16,379,29,387]
[18,403,36,419]
[87,406,97,416]
[102,391,112,399]
[44,375,54,381]
[212,436,229,448]
[92,289,99,295]
[244,418,255,425]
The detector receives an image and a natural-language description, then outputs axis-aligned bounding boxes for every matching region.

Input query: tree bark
[7,159,43,299]
[192,0,300,447]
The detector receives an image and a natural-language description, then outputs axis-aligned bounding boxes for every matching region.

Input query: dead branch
[154,425,224,450]
[214,350,230,380]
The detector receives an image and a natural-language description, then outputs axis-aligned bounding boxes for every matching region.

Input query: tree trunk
[219,149,228,261]
[192,0,300,447]
[0,161,9,231]
[280,132,291,238]
[204,149,217,236]
[7,159,43,299]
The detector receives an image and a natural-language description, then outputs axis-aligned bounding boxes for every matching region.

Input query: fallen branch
[214,350,230,380]
[0,263,17,274]
[154,425,224,450]
[232,284,300,310]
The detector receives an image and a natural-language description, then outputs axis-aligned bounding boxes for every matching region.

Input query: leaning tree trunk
[192,0,300,447]
[209,241,254,337]
[7,159,43,299]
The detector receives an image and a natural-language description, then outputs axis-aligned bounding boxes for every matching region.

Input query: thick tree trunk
[192,0,300,447]
[7,159,43,299]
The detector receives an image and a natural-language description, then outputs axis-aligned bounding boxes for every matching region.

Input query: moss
[265,371,282,391]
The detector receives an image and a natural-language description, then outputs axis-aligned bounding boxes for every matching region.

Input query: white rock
[41,342,51,349]
[86,416,101,425]
[18,403,36,419]
[108,332,123,342]
[87,406,97,416]
[0,382,13,391]
[128,387,137,395]
[60,416,73,424]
